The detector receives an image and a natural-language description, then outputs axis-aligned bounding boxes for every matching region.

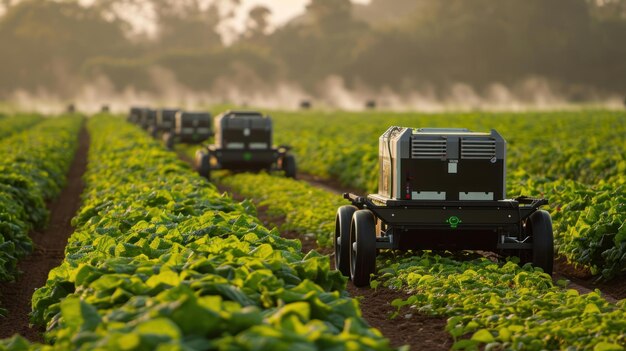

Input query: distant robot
[300,100,312,110]
[194,110,296,180]
[162,111,213,149]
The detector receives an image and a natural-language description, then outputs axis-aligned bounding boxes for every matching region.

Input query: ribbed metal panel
[411,138,446,159]
[461,138,496,159]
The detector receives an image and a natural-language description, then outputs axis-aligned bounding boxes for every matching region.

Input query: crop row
[270,111,626,279]
[377,252,625,350]
[173,144,341,249]
[211,172,625,350]
[510,177,626,279]
[0,116,82,286]
[0,114,42,141]
[2,116,393,350]
[217,172,344,248]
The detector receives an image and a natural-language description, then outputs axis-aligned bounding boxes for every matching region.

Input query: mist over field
[1,0,625,112]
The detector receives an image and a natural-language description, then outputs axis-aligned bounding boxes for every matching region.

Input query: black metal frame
[203,144,292,172]
[343,192,548,251]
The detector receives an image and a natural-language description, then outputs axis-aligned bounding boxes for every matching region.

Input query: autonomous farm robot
[163,111,213,149]
[194,110,296,180]
[336,127,554,286]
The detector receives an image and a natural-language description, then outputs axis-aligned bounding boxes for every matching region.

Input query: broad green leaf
[60,297,102,332]
[471,329,495,343]
[135,318,182,339]
[593,342,624,351]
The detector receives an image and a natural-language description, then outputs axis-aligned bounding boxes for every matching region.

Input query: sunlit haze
[0,0,623,112]
[233,0,370,31]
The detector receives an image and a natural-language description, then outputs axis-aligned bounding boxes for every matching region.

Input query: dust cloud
[4,68,623,114]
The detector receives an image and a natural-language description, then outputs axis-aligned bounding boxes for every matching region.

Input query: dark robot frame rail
[337,193,553,287]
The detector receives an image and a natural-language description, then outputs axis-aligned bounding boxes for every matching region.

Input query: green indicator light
[446,216,462,229]
[243,152,252,161]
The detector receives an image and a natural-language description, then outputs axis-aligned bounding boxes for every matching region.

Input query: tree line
[0,0,624,100]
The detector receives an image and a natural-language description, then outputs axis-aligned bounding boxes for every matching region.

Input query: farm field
[0,110,624,350]
[0,115,81,288]
[188,109,624,349]
[2,1,626,349]
[269,110,626,281]
[1,115,393,350]
[177,109,625,349]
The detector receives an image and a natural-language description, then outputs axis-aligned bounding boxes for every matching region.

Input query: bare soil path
[347,285,452,350]
[0,125,89,340]
[553,258,624,301]
[216,183,453,350]
[229,187,453,350]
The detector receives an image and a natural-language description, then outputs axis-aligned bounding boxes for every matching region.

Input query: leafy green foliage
[375,251,625,350]
[18,116,394,351]
[218,172,345,248]
[0,116,82,283]
[271,110,626,279]
[175,110,624,349]
[0,114,42,140]
[180,133,625,349]
[513,178,626,280]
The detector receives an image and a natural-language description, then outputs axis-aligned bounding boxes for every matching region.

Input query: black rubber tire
[528,210,554,275]
[195,150,211,179]
[350,210,377,287]
[335,205,357,276]
[282,154,297,179]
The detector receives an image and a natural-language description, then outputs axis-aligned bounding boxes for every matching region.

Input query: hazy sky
[232,0,371,31]
[218,0,369,43]
[0,0,371,41]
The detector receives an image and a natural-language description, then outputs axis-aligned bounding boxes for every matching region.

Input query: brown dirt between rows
[553,257,626,301]
[213,182,453,350]
[347,285,452,351]
[0,125,89,341]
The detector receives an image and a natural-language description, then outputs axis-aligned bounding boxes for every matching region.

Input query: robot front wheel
[349,209,377,287]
